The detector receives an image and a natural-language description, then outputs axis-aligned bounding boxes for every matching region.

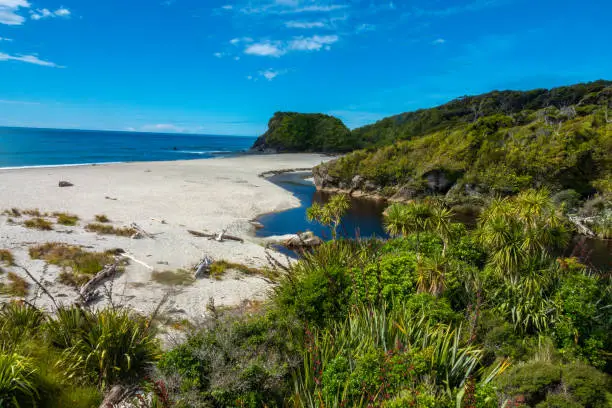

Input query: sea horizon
[0,126,256,169]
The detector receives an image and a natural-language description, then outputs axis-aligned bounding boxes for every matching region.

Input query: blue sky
[0,0,610,136]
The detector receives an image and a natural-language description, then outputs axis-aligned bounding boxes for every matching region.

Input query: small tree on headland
[306,194,350,240]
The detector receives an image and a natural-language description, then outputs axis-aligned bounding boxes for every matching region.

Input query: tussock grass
[152,269,194,286]
[53,212,80,226]
[0,271,30,297]
[209,260,271,280]
[24,217,53,231]
[94,214,110,223]
[85,223,136,237]
[2,208,22,217]
[23,209,43,217]
[0,249,15,266]
[29,243,123,287]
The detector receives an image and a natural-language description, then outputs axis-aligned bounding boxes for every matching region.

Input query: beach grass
[151,269,194,286]
[0,271,30,297]
[0,249,15,266]
[24,217,53,231]
[209,260,271,280]
[29,243,123,287]
[94,214,111,223]
[23,209,43,217]
[2,208,22,217]
[53,212,80,226]
[85,223,136,237]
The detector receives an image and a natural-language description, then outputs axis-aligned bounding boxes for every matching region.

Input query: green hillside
[315,81,612,201]
[251,111,353,153]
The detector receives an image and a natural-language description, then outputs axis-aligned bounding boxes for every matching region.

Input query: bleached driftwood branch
[568,215,596,237]
[194,256,213,279]
[78,263,118,306]
[130,222,155,239]
[187,229,244,243]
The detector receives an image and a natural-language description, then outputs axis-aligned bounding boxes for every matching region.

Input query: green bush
[0,352,40,407]
[560,363,610,408]
[553,273,611,369]
[158,310,301,408]
[351,253,417,305]
[52,308,160,388]
[496,361,562,406]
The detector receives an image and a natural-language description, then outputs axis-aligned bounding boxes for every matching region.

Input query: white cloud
[221,5,233,10]
[356,23,375,33]
[30,7,71,20]
[260,68,285,80]
[213,52,224,58]
[285,20,325,28]
[288,34,338,51]
[0,36,12,41]
[239,1,348,15]
[432,38,445,45]
[0,51,63,67]
[0,0,30,25]
[244,41,285,57]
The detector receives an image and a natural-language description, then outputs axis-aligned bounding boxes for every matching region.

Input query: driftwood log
[569,215,596,237]
[78,263,118,306]
[194,256,214,278]
[188,229,244,243]
[130,222,155,239]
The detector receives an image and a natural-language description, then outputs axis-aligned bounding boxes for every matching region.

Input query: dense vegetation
[315,81,612,204]
[150,191,609,407]
[251,112,354,153]
[1,194,610,407]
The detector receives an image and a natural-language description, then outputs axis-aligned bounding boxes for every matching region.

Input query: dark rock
[58,181,74,187]
[423,170,457,193]
[391,184,419,201]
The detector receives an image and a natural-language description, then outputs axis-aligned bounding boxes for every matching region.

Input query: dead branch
[18,264,59,311]
[78,263,118,306]
[194,256,213,279]
[130,222,155,239]
[188,229,244,243]
[122,252,154,270]
[569,215,596,237]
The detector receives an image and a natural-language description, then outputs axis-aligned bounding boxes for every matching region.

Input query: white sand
[0,154,327,322]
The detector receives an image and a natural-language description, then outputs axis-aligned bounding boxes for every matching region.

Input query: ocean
[0,127,256,169]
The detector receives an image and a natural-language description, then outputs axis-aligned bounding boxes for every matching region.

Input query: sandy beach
[0,154,328,324]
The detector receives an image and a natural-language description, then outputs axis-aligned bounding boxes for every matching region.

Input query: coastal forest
[0,81,610,407]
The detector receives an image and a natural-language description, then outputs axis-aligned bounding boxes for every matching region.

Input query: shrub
[158,309,302,407]
[94,214,110,223]
[208,260,269,280]
[55,307,160,388]
[0,303,45,345]
[0,272,30,297]
[53,212,79,226]
[351,253,417,305]
[274,241,355,326]
[560,363,610,408]
[85,223,136,237]
[22,209,42,217]
[0,352,40,407]
[24,218,53,231]
[495,361,562,406]
[29,243,120,285]
[553,273,610,369]
[0,249,14,266]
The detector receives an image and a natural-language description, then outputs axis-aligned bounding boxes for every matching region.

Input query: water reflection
[256,172,610,272]
[255,172,388,240]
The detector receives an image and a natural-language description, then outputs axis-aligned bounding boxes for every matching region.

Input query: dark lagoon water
[0,126,255,168]
[255,172,389,241]
[256,172,611,271]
